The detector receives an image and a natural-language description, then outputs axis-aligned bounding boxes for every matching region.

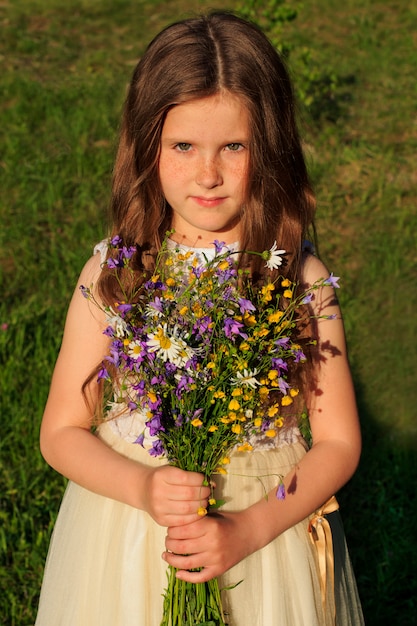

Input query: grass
[1,0,416,624]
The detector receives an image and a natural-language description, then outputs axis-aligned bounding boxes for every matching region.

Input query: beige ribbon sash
[308,495,339,621]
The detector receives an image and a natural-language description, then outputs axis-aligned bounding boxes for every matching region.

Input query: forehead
[161,92,251,140]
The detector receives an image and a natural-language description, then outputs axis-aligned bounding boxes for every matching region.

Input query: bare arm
[40,252,210,526]
[164,254,361,580]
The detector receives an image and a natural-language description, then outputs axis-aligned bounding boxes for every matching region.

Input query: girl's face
[159,92,250,247]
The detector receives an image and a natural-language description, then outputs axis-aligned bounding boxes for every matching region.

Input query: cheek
[230,160,249,193]
[159,154,187,187]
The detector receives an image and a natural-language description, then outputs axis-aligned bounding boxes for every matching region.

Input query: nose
[196,155,223,189]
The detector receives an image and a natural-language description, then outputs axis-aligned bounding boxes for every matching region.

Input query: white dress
[35,243,364,626]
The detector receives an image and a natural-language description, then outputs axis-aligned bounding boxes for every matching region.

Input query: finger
[162,551,206,572]
[166,518,206,540]
[161,552,218,583]
[165,485,211,502]
[176,567,217,584]
[165,534,202,555]
[165,467,210,488]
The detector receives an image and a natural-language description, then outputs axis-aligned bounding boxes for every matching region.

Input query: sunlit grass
[1,0,416,624]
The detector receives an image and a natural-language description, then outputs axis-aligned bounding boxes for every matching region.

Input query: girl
[36,12,364,626]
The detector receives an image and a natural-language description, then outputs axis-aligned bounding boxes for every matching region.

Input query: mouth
[191,196,227,208]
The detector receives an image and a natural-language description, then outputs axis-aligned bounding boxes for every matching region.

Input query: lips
[192,196,227,208]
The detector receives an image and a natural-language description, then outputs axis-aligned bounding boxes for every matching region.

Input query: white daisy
[171,337,195,368]
[106,309,128,338]
[128,340,144,360]
[231,369,260,389]
[265,242,286,270]
[147,324,183,363]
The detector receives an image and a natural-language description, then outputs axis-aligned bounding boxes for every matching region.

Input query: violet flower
[238,298,256,314]
[323,273,340,289]
[276,483,286,500]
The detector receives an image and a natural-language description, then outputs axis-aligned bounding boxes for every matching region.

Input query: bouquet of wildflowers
[81,236,338,626]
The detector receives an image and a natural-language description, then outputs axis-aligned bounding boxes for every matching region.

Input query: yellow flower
[177,251,193,261]
[265,429,277,437]
[191,418,203,427]
[216,467,227,475]
[237,442,253,452]
[208,425,218,432]
[268,404,279,417]
[254,417,263,428]
[239,342,251,352]
[209,498,217,506]
[232,388,243,397]
[218,260,229,270]
[268,370,278,380]
[192,303,204,317]
[283,289,293,298]
[281,278,291,287]
[231,423,242,435]
[260,283,275,302]
[179,305,188,315]
[243,312,256,326]
[268,311,284,323]
[220,416,231,424]
[148,391,157,404]
[281,396,293,406]
[290,388,299,397]
[207,361,216,369]
[221,457,230,465]
[213,390,225,398]
[166,277,176,287]
[228,398,241,411]
[151,274,160,283]
[259,386,269,397]
[274,417,284,428]
[197,507,207,516]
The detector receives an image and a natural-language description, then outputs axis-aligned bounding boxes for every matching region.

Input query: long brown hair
[86,12,318,413]
[99,11,315,300]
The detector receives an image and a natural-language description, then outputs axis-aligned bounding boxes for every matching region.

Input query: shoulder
[300,253,341,319]
[61,248,107,335]
[76,246,106,291]
[301,252,332,285]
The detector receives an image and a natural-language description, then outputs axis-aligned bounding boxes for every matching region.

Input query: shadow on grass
[339,374,417,626]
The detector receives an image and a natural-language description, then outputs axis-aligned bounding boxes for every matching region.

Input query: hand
[162,510,254,582]
[142,465,211,527]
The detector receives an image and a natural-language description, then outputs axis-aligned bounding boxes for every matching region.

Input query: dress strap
[308,495,339,623]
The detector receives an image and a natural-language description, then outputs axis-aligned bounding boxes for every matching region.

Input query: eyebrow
[161,136,250,144]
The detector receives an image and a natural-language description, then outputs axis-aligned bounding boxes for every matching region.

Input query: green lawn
[1,0,416,624]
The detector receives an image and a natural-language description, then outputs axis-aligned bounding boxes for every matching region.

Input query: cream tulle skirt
[35,423,364,625]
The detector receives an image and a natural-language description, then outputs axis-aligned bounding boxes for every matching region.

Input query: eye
[225,143,244,152]
[175,143,192,152]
